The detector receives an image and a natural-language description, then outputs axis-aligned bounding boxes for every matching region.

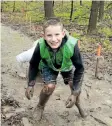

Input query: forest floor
[1,13,112,126]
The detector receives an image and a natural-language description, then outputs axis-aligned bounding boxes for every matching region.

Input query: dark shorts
[41,66,74,85]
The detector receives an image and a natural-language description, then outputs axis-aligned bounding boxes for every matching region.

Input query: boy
[16,30,69,78]
[25,18,86,122]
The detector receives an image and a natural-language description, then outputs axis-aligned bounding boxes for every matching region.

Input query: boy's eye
[47,34,52,37]
[55,33,60,36]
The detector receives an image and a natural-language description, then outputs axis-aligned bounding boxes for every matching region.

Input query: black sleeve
[71,43,84,91]
[28,43,41,86]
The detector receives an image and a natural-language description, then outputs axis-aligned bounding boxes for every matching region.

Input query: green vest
[39,36,78,72]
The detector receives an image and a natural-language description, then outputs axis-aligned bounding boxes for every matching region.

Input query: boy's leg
[61,69,74,91]
[16,47,35,78]
[16,61,26,78]
[75,93,87,118]
[33,67,58,122]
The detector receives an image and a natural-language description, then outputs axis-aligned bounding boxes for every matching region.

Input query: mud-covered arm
[28,43,41,86]
[71,43,84,92]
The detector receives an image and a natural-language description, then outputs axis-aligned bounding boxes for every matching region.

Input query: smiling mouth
[50,42,59,45]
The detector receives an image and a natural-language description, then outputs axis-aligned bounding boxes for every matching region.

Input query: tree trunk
[1,1,7,12]
[62,0,63,6]
[106,2,112,8]
[98,1,104,21]
[80,0,82,6]
[70,0,73,21]
[44,1,54,19]
[13,1,15,12]
[53,0,54,7]
[87,1,99,34]
[1,1,3,12]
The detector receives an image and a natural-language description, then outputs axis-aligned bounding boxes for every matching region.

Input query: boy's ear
[43,34,46,39]
[62,30,66,37]
[40,33,44,37]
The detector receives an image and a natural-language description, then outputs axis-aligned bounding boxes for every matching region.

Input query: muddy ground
[1,20,112,126]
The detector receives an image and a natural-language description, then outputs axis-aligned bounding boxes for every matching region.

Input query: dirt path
[1,24,112,126]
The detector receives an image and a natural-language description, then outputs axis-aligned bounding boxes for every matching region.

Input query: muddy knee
[42,84,55,95]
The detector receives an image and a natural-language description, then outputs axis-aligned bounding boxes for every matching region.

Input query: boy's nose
[52,36,57,41]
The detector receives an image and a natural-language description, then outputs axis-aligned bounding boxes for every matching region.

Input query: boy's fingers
[25,87,34,100]
[25,90,31,100]
[30,88,34,97]
[66,99,75,108]
[66,100,72,108]
[66,95,77,108]
[65,97,72,107]
[65,98,70,106]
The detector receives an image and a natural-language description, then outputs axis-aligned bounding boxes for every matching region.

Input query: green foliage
[56,12,70,19]
[71,32,81,39]
[2,1,92,25]
[104,13,111,20]
[54,1,91,25]
[98,27,112,37]
[71,1,91,25]
[26,11,44,23]
[81,36,96,44]
[2,1,23,12]
[2,1,44,22]
[54,1,71,22]
[1,1,112,52]
[103,39,112,51]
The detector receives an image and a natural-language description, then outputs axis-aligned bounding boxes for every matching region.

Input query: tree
[1,1,6,12]
[1,1,3,12]
[98,1,104,21]
[87,1,99,34]
[62,0,63,6]
[70,0,73,21]
[80,0,82,6]
[12,1,15,12]
[44,1,54,19]
[53,0,54,7]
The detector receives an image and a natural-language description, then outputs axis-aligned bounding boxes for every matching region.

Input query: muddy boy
[25,18,85,122]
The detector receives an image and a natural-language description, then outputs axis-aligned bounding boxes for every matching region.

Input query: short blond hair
[43,17,64,32]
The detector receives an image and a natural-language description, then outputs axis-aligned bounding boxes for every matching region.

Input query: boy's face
[44,25,65,49]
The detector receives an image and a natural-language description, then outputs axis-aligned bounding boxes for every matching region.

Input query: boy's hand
[25,86,34,100]
[65,90,80,108]
[65,94,77,108]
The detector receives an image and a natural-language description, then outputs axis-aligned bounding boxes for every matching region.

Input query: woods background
[1,1,112,52]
